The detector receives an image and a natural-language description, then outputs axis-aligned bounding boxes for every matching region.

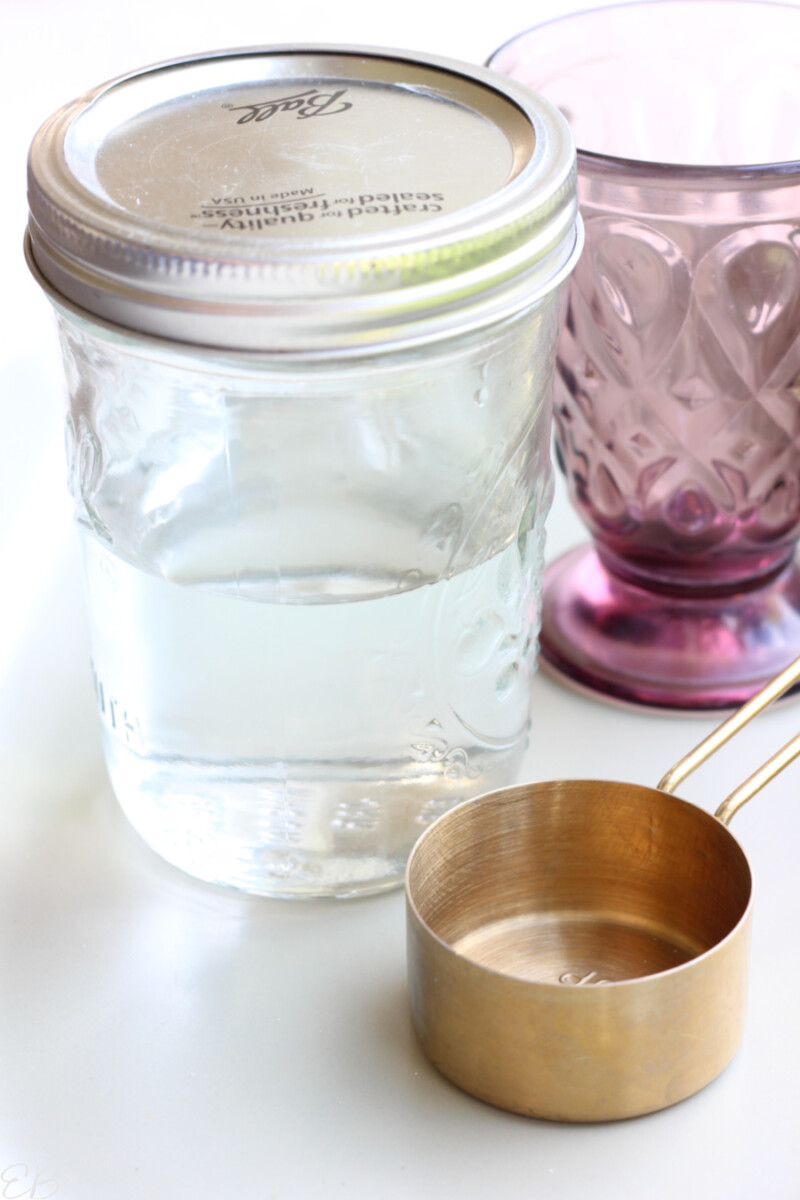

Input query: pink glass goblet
[490,0,800,709]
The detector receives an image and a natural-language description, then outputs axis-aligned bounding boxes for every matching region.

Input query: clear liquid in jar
[82,527,539,896]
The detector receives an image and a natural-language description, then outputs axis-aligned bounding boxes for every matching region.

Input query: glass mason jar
[27,47,580,896]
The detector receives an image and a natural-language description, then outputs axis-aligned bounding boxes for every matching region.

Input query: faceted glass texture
[491,1,800,708]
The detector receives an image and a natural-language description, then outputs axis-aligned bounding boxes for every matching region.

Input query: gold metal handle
[657,654,800,826]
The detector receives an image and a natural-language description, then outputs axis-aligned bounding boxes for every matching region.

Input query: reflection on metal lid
[27,45,580,352]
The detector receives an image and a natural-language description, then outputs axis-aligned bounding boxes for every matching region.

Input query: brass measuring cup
[406,656,800,1121]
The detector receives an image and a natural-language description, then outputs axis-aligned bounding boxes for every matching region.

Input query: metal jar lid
[27,45,580,354]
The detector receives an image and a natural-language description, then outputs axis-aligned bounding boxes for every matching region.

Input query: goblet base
[541,545,800,711]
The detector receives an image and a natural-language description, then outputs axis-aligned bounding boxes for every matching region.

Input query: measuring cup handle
[657,653,800,826]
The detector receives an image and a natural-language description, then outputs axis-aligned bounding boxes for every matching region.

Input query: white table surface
[2,2,800,1196]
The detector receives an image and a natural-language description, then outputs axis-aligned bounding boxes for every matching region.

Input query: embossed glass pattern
[491,1,800,709]
[53,299,560,896]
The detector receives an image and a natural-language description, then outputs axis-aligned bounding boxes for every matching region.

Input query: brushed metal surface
[407,779,752,1121]
[406,652,800,1121]
[26,46,579,351]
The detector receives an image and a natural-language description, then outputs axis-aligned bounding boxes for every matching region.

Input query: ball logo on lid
[224,88,353,124]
